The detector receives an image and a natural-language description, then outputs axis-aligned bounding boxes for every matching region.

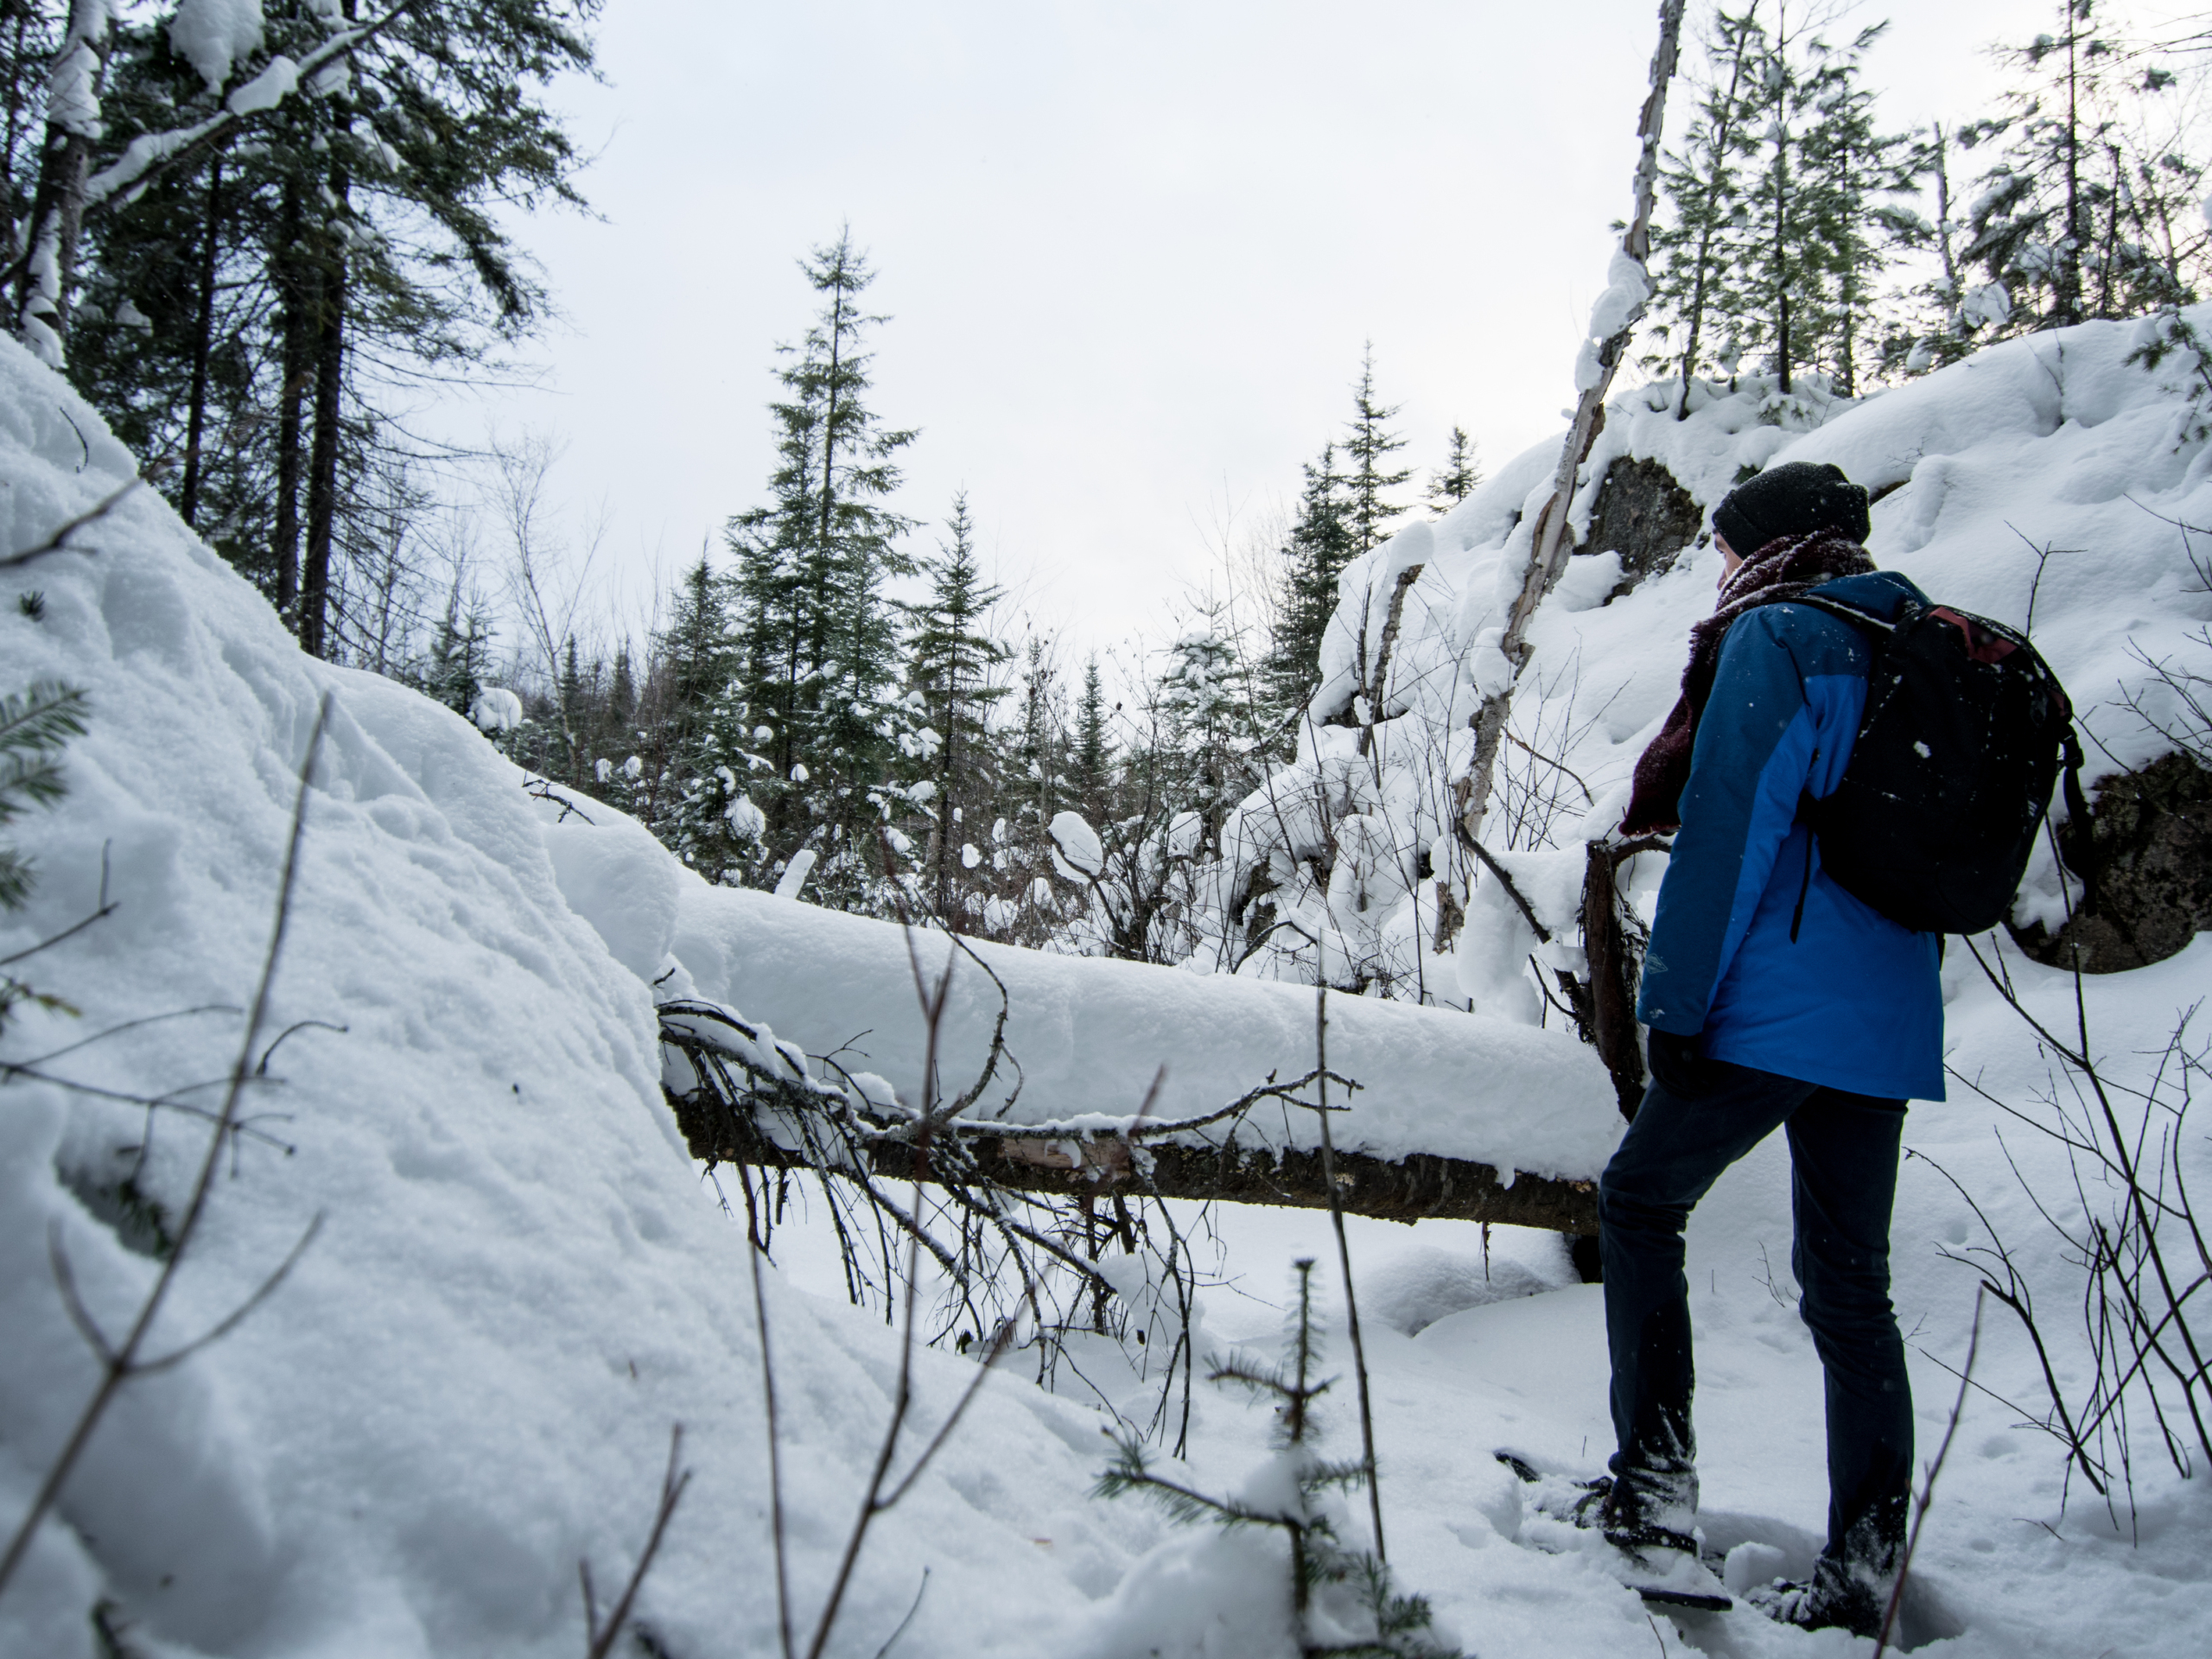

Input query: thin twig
[1314,987,1385,1561]
[749,1243,796,1659]
[870,1568,930,1659]
[1874,1289,1985,1659]
[0,480,141,569]
[0,694,330,1599]
[582,1425,691,1659]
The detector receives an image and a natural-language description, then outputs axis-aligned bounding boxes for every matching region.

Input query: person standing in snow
[1593,461,1939,1637]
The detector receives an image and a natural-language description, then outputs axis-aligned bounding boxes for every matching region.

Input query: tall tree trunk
[1458,0,1686,849]
[272,182,307,620]
[299,152,351,659]
[1932,121,1959,301]
[1774,140,1792,394]
[181,158,222,531]
[2058,16,2082,327]
[1,9,35,258]
[1675,5,1757,421]
[300,240,346,658]
[15,0,109,366]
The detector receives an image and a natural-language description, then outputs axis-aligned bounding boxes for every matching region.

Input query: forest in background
[9,0,2212,960]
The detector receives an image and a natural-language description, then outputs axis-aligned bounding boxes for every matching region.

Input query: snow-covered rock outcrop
[1224,310,2212,1002]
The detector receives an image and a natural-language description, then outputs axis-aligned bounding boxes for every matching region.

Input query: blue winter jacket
[1635,569,1946,1102]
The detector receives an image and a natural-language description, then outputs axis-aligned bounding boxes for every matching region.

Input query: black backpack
[1782,593,2088,936]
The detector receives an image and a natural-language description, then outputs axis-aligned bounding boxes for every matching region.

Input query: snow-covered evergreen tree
[1339,348,1410,556]
[1262,443,1356,719]
[1071,654,1113,824]
[905,491,1010,923]
[727,228,919,906]
[1958,2,2204,336]
[1644,2,1764,411]
[1424,425,1481,513]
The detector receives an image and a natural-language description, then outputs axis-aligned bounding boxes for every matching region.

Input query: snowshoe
[1493,1450,1733,1614]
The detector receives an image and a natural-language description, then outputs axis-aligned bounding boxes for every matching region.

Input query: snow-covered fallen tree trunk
[648,887,1624,1190]
[659,997,1599,1233]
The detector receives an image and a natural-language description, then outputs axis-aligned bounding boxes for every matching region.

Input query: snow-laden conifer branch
[83,0,429,213]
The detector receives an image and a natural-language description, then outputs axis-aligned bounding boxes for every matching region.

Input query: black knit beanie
[1712,461,1870,556]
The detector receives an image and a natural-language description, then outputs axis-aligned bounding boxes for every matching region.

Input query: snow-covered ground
[3,302,2211,1659]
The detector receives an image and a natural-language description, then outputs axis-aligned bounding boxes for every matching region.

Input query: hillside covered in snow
[3,292,2212,1659]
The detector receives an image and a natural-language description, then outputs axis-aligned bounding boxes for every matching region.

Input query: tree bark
[669,1085,1602,1234]
[181,158,222,531]
[299,236,346,658]
[272,182,307,620]
[1459,0,1686,849]
[15,0,110,365]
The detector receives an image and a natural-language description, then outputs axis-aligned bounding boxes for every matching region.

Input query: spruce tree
[1644,3,1764,412]
[1071,655,1113,824]
[1959,3,2200,335]
[727,227,918,906]
[906,492,1011,921]
[1645,8,1917,397]
[1262,444,1356,718]
[1339,347,1411,556]
[650,555,753,876]
[1424,426,1481,513]
[1795,23,1920,397]
[37,2,603,656]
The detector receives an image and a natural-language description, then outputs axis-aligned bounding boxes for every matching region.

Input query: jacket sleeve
[1636,608,1821,1035]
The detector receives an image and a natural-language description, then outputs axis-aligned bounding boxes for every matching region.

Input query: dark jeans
[1598,1046,1912,1592]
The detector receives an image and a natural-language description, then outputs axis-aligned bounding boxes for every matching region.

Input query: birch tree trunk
[15,0,109,366]
[1457,0,1686,850]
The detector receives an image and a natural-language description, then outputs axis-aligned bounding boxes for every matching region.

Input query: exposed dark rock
[1580,454,1704,598]
[2014,749,2212,973]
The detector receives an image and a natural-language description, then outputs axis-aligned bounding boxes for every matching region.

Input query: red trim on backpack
[1930,607,2018,664]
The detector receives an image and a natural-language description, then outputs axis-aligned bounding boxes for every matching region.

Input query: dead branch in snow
[1314,986,1387,1560]
[580,1426,690,1659]
[0,696,331,1602]
[0,478,142,568]
[1873,1290,1983,1659]
[746,937,1030,1659]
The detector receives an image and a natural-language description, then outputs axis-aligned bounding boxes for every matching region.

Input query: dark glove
[1645,1027,1705,1095]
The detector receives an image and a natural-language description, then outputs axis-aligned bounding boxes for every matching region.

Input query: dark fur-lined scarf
[1618,530,1878,836]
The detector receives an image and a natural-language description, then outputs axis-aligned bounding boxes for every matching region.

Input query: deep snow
[2,297,2211,1659]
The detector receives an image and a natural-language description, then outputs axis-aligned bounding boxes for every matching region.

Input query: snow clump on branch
[168,0,265,92]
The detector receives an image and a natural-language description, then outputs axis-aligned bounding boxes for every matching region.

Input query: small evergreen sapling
[1424,427,1481,514]
[1095,1260,1460,1658]
[0,679,88,914]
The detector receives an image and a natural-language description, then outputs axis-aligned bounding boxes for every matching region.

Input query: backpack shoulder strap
[1763,590,1908,637]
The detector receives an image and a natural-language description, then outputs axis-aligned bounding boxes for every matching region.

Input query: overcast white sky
[432,0,2135,661]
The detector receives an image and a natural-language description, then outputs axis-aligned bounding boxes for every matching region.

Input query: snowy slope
[7,297,2212,1659]
[0,341,1165,1658]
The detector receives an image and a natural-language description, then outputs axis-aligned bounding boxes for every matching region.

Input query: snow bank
[0,339,1154,1657]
